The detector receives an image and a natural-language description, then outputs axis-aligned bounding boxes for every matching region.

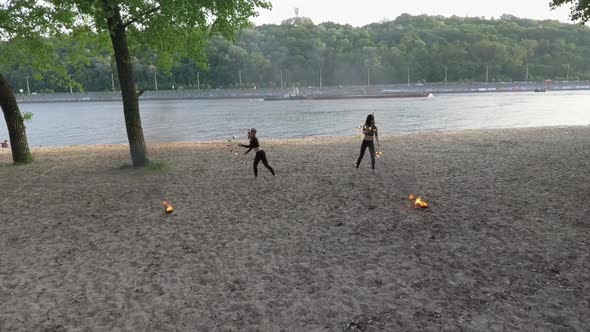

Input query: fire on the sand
[409,194,429,208]
[162,201,174,214]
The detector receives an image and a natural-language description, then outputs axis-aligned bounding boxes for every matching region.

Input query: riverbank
[14,81,590,103]
[1,127,589,330]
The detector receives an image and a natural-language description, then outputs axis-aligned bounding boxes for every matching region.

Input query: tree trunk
[0,74,32,164]
[103,0,149,167]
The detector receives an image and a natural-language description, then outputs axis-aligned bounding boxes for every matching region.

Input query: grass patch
[117,160,170,172]
[146,160,170,172]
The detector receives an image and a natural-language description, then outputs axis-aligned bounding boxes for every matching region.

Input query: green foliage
[51,0,269,72]
[0,1,82,83]
[551,0,590,24]
[4,13,590,91]
[22,112,33,121]
[1,0,271,88]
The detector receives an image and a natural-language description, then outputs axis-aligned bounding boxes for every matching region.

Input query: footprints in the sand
[345,310,404,331]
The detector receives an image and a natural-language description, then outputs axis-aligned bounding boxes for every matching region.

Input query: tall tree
[0,1,65,164]
[0,73,31,164]
[105,0,270,166]
[5,0,270,167]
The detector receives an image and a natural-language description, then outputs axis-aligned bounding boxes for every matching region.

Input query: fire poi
[162,201,174,214]
[227,135,247,164]
[408,194,429,208]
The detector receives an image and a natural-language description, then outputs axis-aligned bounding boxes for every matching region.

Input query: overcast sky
[252,0,576,26]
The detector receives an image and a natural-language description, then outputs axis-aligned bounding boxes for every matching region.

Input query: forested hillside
[4,14,590,92]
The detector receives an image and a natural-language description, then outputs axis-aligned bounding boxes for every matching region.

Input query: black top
[241,137,260,153]
[363,125,378,136]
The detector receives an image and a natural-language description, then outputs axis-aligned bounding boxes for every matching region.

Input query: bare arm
[240,143,254,154]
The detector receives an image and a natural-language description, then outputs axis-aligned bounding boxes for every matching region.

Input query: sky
[251,0,576,27]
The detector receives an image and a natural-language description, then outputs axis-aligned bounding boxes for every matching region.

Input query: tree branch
[0,24,16,33]
[123,6,161,28]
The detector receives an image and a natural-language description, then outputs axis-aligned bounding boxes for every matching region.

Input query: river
[2,91,589,147]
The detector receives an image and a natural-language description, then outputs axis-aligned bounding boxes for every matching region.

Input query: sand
[0,127,589,331]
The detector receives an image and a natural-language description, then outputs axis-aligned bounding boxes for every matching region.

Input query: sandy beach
[1,126,589,331]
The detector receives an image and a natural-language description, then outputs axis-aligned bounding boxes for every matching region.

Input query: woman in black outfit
[356,114,380,171]
[240,128,276,178]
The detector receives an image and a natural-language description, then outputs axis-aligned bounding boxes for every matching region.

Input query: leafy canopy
[9,0,270,72]
[1,1,108,86]
[551,0,590,24]
[2,0,271,74]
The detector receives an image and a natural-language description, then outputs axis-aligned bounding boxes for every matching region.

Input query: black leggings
[254,150,275,177]
[356,140,376,169]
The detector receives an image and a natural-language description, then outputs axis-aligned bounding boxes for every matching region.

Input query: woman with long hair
[240,128,276,178]
[356,114,380,171]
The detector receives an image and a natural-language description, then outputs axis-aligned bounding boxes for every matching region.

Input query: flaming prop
[162,201,174,214]
[408,194,429,208]
[227,135,246,164]
[375,151,383,158]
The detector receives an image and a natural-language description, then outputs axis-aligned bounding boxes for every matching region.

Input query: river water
[3,91,589,147]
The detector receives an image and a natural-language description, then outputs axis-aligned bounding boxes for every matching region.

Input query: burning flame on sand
[162,201,174,214]
[409,194,429,208]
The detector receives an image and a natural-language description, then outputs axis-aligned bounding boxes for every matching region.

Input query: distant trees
[5,14,590,95]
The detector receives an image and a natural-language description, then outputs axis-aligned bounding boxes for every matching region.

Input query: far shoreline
[14,81,590,104]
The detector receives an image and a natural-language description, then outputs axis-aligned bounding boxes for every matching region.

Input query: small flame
[415,197,429,208]
[408,194,428,208]
[162,201,174,214]
[375,151,383,158]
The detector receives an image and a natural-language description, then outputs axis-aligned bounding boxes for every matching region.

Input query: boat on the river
[534,88,547,92]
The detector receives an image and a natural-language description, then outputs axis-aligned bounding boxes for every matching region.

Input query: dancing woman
[356,114,380,171]
[240,128,276,178]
